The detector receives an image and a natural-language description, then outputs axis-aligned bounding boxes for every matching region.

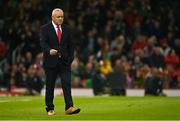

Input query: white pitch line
[0,98,31,103]
[0,119,180,121]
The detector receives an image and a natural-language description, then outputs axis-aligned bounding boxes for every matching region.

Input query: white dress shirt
[52,21,62,35]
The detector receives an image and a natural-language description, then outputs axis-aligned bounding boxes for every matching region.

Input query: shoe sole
[47,113,55,116]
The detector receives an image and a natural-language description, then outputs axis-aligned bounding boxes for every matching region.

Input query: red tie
[56,25,62,44]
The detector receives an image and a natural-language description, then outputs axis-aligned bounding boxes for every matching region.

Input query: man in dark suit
[40,8,80,115]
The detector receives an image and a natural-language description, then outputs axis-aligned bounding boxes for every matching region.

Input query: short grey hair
[52,8,63,16]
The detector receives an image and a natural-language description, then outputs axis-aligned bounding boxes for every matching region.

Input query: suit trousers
[44,58,73,112]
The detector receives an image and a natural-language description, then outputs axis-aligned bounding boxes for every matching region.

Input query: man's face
[52,10,64,25]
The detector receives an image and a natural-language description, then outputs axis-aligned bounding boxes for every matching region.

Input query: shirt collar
[52,21,61,30]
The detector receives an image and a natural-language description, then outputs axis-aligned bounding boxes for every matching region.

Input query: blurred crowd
[0,0,180,95]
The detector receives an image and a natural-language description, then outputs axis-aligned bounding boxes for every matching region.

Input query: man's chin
[59,22,63,25]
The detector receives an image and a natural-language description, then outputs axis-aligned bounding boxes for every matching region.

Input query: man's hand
[50,49,58,56]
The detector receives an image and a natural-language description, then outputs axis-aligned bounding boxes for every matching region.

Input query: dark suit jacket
[40,22,75,68]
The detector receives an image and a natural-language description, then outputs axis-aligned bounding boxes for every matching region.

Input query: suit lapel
[61,24,69,45]
[61,24,65,44]
[49,23,59,45]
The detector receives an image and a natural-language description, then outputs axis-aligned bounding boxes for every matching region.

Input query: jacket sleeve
[67,28,76,64]
[40,26,51,55]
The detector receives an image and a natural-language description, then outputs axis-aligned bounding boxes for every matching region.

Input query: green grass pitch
[0,96,180,120]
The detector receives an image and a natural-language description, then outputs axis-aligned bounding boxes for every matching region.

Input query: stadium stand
[0,0,180,96]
